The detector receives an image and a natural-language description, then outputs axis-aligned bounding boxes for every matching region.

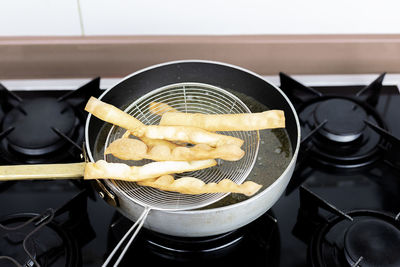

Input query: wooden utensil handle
[0,162,86,181]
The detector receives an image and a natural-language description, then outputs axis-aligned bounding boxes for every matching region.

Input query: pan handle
[0,162,86,181]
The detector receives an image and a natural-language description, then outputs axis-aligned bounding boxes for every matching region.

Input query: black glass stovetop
[0,74,399,267]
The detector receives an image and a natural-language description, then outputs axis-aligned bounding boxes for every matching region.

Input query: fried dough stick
[85,97,243,147]
[159,110,285,131]
[85,97,144,136]
[122,131,179,151]
[105,138,147,161]
[138,175,262,196]
[149,102,179,115]
[84,159,217,181]
[105,138,245,161]
[143,125,243,147]
[139,136,179,150]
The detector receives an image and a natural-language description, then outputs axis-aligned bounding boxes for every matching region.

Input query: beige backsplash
[0,34,400,79]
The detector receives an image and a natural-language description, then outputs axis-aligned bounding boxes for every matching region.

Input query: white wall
[1,0,400,36]
[0,0,81,36]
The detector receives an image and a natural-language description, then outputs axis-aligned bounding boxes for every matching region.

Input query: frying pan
[0,60,300,237]
[87,60,300,237]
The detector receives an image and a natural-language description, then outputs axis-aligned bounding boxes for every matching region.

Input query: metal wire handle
[102,208,150,267]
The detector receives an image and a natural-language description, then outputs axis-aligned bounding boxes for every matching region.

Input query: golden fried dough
[105,138,244,161]
[138,175,262,196]
[122,130,131,138]
[105,138,147,161]
[85,97,144,136]
[122,131,179,150]
[159,110,285,131]
[85,97,243,147]
[168,144,244,161]
[144,125,243,147]
[84,159,217,181]
[140,136,179,150]
[149,102,178,115]
[85,97,266,197]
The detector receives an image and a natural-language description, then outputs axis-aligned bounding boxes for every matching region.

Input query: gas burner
[280,73,389,169]
[0,78,101,164]
[309,210,400,267]
[2,97,77,156]
[344,217,400,266]
[294,186,400,267]
[144,230,244,262]
[299,96,385,168]
[313,98,367,143]
[107,211,280,266]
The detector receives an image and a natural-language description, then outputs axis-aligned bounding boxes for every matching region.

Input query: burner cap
[309,211,400,267]
[297,96,387,168]
[314,98,367,143]
[2,98,76,156]
[344,218,400,266]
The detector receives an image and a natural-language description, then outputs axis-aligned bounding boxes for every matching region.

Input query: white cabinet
[79,0,400,35]
[0,0,81,36]
[0,0,399,36]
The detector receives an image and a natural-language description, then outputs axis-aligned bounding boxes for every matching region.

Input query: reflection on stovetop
[107,211,280,266]
[0,74,399,266]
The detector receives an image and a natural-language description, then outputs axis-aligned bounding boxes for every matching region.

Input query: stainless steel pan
[86,60,300,237]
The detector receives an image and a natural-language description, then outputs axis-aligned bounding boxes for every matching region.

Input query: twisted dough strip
[144,125,243,147]
[137,175,262,196]
[85,97,243,147]
[105,138,244,161]
[139,136,179,150]
[84,159,217,181]
[159,110,285,131]
[85,97,144,136]
[123,131,181,151]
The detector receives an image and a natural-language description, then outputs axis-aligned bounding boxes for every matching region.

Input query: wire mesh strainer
[102,82,259,266]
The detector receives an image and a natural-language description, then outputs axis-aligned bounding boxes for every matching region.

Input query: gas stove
[0,74,399,266]
[275,73,400,267]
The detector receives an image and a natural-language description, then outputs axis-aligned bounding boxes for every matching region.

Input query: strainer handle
[102,207,151,267]
[0,163,86,180]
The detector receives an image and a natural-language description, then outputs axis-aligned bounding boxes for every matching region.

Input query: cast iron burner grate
[0,78,102,164]
[279,72,396,169]
[0,209,75,267]
[0,190,95,267]
[293,186,400,267]
[2,98,77,156]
